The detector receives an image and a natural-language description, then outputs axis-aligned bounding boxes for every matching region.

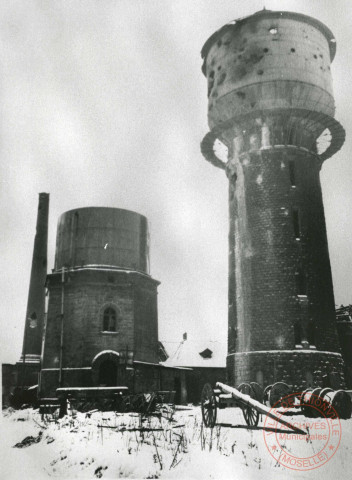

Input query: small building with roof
[162,335,227,403]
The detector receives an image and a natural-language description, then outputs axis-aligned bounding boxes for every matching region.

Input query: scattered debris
[13,431,43,448]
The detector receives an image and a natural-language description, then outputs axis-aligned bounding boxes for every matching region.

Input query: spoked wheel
[201,383,217,428]
[238,383,260,427]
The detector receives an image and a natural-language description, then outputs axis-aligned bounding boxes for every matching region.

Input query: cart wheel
[250,382,264,403]
[269,382,290,408]
[238,383,260,427]
[201,383,217,428]
[263,384,273,407]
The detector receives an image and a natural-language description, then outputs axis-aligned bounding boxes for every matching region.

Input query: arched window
[103,307,116,332]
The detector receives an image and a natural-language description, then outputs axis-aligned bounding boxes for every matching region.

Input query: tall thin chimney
[19,193,49,385]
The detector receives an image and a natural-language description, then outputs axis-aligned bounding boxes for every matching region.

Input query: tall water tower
[200,10,346,389]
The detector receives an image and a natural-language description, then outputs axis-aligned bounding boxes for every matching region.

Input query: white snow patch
[1,406,351,479]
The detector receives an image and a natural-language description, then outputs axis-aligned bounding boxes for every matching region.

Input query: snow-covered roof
[161,340,226,368]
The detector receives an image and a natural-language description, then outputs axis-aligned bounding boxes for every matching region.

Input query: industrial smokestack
[19,193,49,385]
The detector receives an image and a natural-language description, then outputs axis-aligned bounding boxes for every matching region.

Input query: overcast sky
[1,0,352,364]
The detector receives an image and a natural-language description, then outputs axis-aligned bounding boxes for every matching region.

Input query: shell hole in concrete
[213,139,228,163]
[291,48,295,53]
[263,48,269,52]
[316,128,332,155]
[269,27,278,35]
[217,65,222,70]
[257,69,264,75]
[314,54,317,59]
[218,72,227,85]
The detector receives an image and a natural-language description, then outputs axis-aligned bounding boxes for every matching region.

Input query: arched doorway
[99,359,117,386]
[91,350,121,386]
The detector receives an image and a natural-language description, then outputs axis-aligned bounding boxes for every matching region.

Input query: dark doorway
[174,377,181,404]
[99,359,117,386]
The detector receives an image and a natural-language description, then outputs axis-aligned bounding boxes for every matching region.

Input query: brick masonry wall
[228,147,340,355]
[134,285,159,363]
[227,350,345,389]
[41,365,187,401]
[40,269,160,397]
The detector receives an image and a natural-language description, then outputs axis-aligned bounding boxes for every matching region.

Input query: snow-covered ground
[1,405,351,479]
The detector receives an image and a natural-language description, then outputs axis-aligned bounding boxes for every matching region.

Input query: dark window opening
[295,270,307,296]
[307,319,316,345]
[288,160,296,186]
[294,321,302,344]
[199,348,213,359]
[103,307,116,331]
[293,208,300,239]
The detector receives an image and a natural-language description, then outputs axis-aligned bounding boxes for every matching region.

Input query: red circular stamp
[263,393,341,471]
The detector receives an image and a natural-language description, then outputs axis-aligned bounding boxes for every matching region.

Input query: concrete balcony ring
[200,108,345,169]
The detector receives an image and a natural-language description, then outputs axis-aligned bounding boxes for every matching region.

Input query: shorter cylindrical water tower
[40,207,160,398]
